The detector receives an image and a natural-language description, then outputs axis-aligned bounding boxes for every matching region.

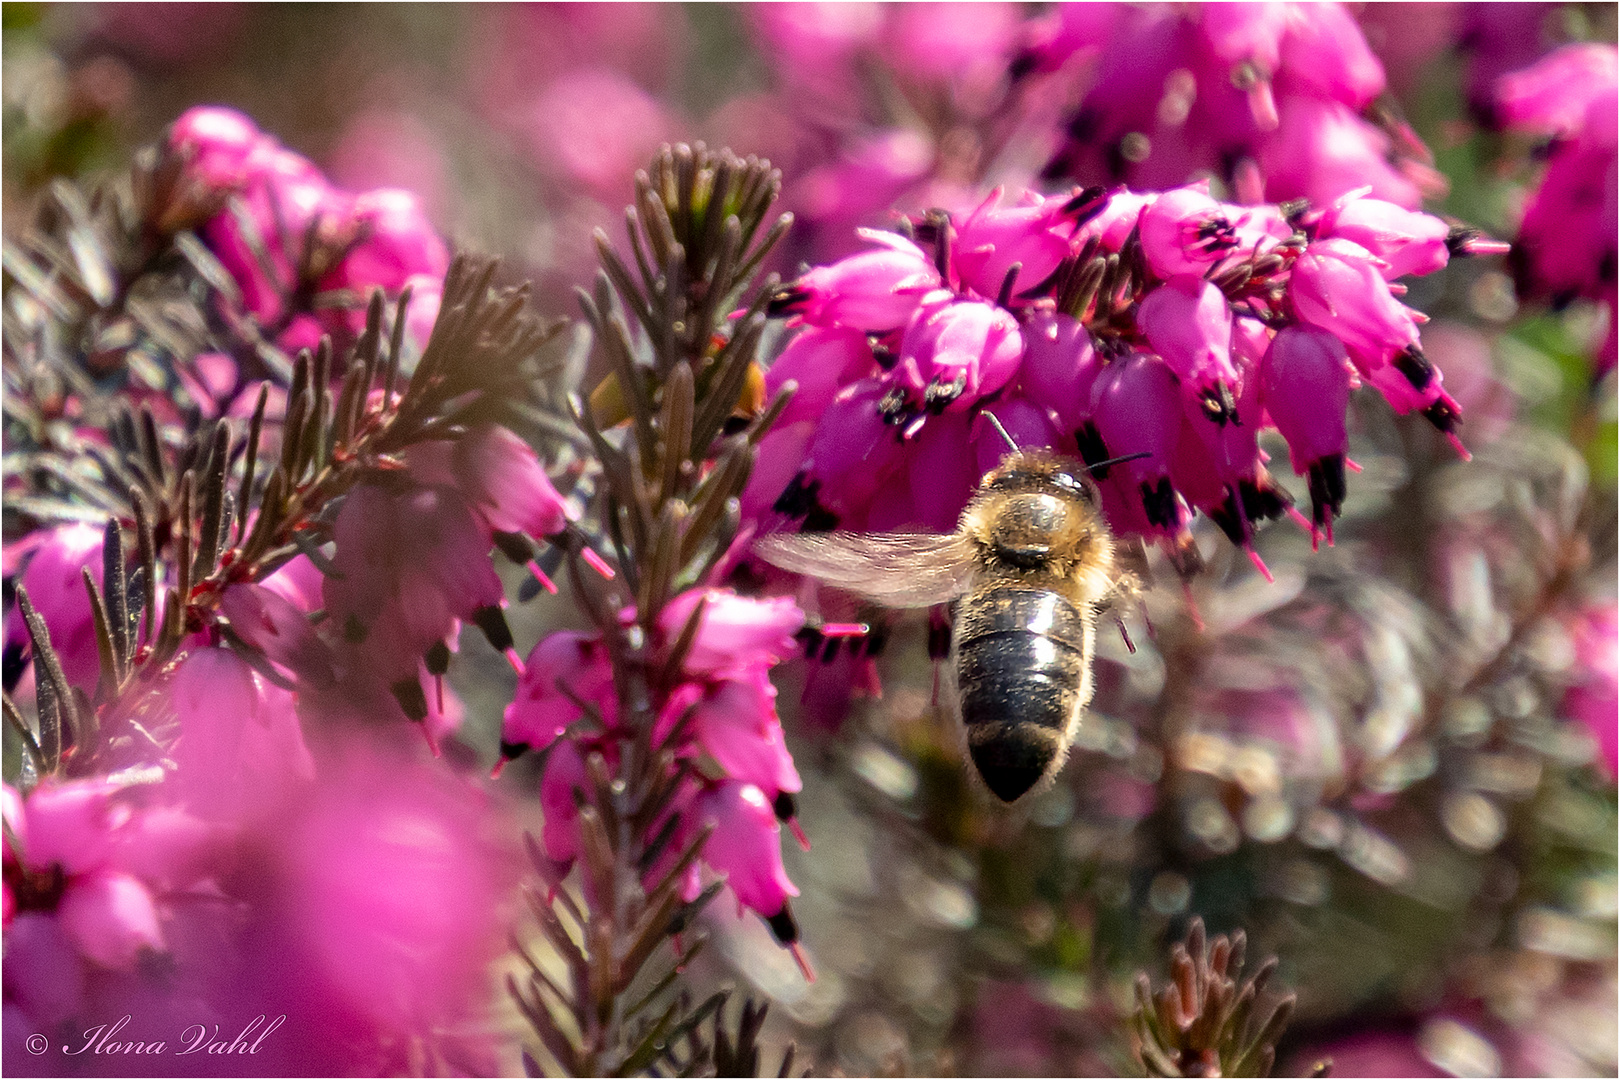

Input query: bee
[755,442,1137,803]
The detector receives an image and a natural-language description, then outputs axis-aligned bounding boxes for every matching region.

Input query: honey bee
[755,445,1135,803]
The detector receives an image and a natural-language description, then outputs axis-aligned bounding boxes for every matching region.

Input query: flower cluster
[1026,3,1442,208]
[754,181,1504,572]
[168,105,447,359]
[504,587,809,943]
[1493,43,1618,376]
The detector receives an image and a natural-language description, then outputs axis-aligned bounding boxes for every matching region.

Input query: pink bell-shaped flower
[893,298,1023,413]
[766,326,878,428]
[773,229,941,332]
[4,523,104,695]
[1140,185,1243,280]
[1260,325,1353,543]
[1085,352,1185,537]
[502,631,617,756]
[1288,238,1421,371]
[1275,2,1387,109]
[659,588,806,678]
[1016,309,1105,434]
[1136,274,1241,417]
[951,187,1075,301]
[1317,190,1451,280]
[691,781,799,923]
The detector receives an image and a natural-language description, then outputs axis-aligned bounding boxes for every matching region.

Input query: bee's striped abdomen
[954,585,1093,802]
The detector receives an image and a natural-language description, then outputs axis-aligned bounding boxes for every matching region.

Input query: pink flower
[538,738,591,867]
[974,397,1059,475]
[951,188,1076,301]
[1494,43,1619,136]
[324,483,506,674]
[409,424,576,542]
[3,780,181,971]
[318,187,449,338]
[1260,325,1352,540]
[690,781,799,925]
[884,2,1020,85]
[752,2,883,89]
[658,588,805,678]
[4,523,104,695]
[284,755,511,1034]
[167,647,313,820]
[1257,95,1427,209]
[503,631,617,756]
[1317,190,1452,280]
[893,298,1023,413]
[1085,352,1187,539]
[1016,310,1104,434]
[219,581,333,683]
[668,671,802,800]
[1288,238,1420,371]
[1136,274,1240,408]
[527,68,674,196]
[168,105,268,192]
[1139,185,1241,280]
[766,327,878,428]
[800,378,908,521]
[1275,2,1386,109]
[774,230,941,332]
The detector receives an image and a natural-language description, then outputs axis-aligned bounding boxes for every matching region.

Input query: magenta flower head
[4,523,104,695]
[1259,325,1352,543]
[666,669,803,801]
[690,780,799,934]
[1274,2,1386,110]
[168,105,269,192]
[1199,2,1288,127]
[1288,238,1420,370]
[219,581,333,684]
[167,647,314,821]
[766,326,878,427]
[411,424,576,542]
[283,753,511,1038]
[1139,185,1241,280]
[1317,189,1452,280]
[1258,96,1428,209]
[5,780,167,971]
[893,298,1023,413]
[799,378,908,521]
[770,229,941,332]
[1084,352,1185,537]
[502,630,617,758]
[951,187,1076,300]
[1016,310,1104,434]
[1494,43,1619,135]
[318,187,450,337]
[1136,274,1241,418]
[659,588,806,678]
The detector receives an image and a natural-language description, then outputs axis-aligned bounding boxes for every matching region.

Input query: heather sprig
[509,143,807,1077]
[1128,918,1294,1079]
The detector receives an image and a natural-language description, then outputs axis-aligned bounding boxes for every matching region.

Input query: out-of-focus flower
[526,68,675,197]
[1495,44,1618,373]
[1562,603,1618,779]
[2,781,192,973]
[408,424,576,543]
[503,631,617,758]
[3,523,104,695]
[687,781,799,932]
[317,187,449,339]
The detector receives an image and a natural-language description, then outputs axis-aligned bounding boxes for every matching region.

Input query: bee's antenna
[1082,450,1152,473]
[984,411,1021,454]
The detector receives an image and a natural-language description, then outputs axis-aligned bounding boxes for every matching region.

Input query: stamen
[1115,616,1136,654]
[526,560,559,595]
[1345,457,1363,473]
[581,547,617,580]
[789,942,817,984]
[505,647,526,676]
[490,758,507,781]
[787,818,811,851]
[1445,432,1472,461]
[1283,505,1314,535]
[1246,546,1275,584]
[818,622,869,638]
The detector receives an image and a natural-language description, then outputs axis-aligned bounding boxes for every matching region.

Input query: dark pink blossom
[168,105,268,192]
[658,588,806,678]
[1562,603,1618,779]
[773,230,941,332]
[1136,274,1240,407]
[1275,2,1386,109]
[688,781,799,925]
[1139,185,1240,280]
[951,187,1076,300]
[3,523,104,695]
[1257,95,1433,210]
[766,327,879,427]
[1288,238,1420,370]
[1260,325,1352,542]
[1495,43,1619,135]
[1016,310,1104,434]
[409,424,576,542]
[317,187,449,338]
[502,631,617,756]
[1085,352,1186,539]
[893,298,1023,413]
[1316,189,1452,280]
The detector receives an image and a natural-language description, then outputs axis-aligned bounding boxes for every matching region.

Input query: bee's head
[971,451,1102,569]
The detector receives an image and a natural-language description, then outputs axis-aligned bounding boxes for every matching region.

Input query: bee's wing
[753,531,979,608]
